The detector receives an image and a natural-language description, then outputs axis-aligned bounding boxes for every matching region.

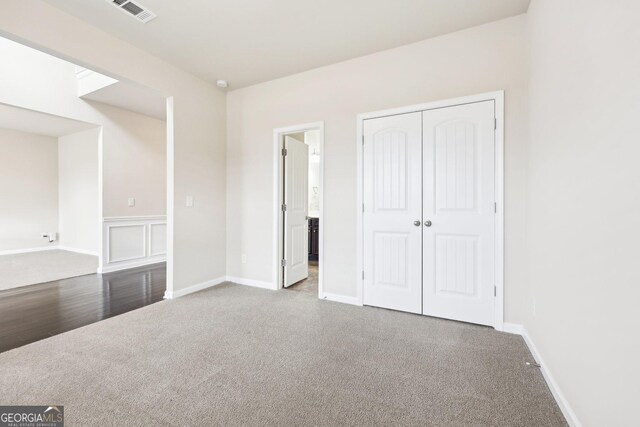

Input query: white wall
[0,38,167,218]
[526,0,640,425]
[0,128,58,252]
[0,0,225,294]
[93,102,166,217]
[58,128,99,254]
[226,15,529,322]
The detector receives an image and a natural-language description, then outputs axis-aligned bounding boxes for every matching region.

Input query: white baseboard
[164,276,274,300]
[0,246,57,256]
[210,277,361,307]
[520,328,581,427]
[225,276,275,290]
[320,292,362,306]
[98,257,166,274]
[164,276,226,299]
[502,322,524,335]
[504,323,581,426]
[57,246,99,257]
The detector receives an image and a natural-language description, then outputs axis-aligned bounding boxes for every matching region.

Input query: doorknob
[424,220,432,227]
[413,220,421,226]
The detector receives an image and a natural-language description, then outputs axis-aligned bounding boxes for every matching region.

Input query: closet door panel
[422,101,495,326]
[363,112,422,314]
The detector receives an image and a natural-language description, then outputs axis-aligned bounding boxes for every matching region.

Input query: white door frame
[273,122,325,297]
[356,91,505,331]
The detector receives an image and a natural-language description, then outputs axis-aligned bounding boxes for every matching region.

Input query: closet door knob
[413,220,421,226]
[424,220,432,227]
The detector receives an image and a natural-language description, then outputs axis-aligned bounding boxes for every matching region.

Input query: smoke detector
[216,80,229,89]
[106,0,157,23]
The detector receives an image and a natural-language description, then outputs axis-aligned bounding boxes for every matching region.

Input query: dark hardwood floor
[0,263,166,353]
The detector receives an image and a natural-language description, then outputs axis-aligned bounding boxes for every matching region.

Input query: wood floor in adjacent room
[0,263,166,353]
[0,279,566,426]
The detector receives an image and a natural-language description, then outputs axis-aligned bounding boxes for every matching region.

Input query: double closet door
[363,101,496,326]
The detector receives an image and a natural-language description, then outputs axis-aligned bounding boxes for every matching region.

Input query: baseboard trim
[98,257,166,274]
[500,322,580,426]
[164,276,226,299]
[520,328,581,427]
[57,246,99,257]
[502,322,524,335]
[0,246,57,256]
[225,276,275,290]
[321,292,362,306]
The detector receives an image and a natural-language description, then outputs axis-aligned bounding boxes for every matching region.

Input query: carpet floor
[0,283,566,426]
[0,249,98,291]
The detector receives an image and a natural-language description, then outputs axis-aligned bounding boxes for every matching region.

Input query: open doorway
[274,123,323,298]
[0,104,100,291]
[0,35,171,352]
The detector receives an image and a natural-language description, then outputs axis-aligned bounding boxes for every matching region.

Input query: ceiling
[0,103,97,137]
[81,79,167,120]
[43,0,530,89]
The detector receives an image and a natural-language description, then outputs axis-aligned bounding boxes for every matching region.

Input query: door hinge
[281,259,287,267]
[494,118,497,130]
[494,202,497,213]
[494,286,497,297]
[362,203,365,212]
[281,203,287,212]
[282,148,287,156]
[362,135,364,145]
[362,270,365,280]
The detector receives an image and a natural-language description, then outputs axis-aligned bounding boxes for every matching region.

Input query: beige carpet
[0,249,98,291]
[0,283,567,426]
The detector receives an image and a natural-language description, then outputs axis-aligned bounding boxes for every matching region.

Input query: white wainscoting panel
[149,222,167,257]
[101,216,166,273]
[108,224,146,263]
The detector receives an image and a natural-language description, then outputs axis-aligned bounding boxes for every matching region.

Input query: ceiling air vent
[106,0,157,23]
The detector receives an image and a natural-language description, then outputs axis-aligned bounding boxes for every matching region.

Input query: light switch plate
[186,195,194,207]
[128,197,135,207]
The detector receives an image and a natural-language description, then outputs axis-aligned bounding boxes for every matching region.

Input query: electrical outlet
[241,254,247,264]
[186,195,194,208]
[128,197,135,207]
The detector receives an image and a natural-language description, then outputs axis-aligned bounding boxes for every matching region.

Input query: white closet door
[284,136,309,287]
[422,101,495,326]
[363,112,422,314]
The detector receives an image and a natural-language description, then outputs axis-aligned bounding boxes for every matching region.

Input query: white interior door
[284,135,309,287]
[422,101,495,326]
[363,112,422,314]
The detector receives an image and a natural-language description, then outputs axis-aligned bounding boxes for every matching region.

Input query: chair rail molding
[100,215,166,273]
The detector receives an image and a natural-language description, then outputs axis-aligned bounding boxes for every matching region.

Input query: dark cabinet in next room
[308,218,319,261]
